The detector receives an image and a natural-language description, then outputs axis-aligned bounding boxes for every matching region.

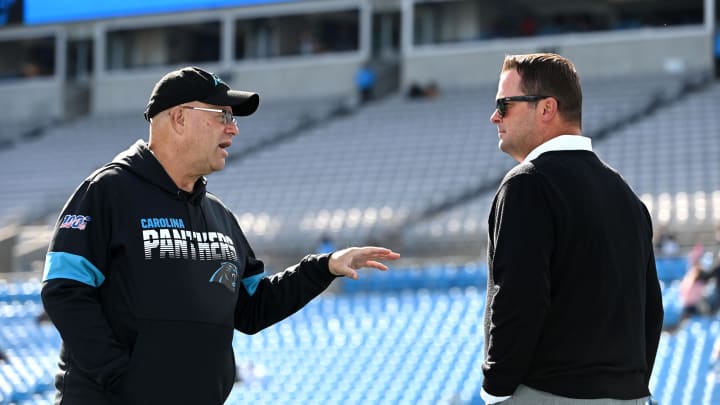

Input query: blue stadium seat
[1,269,719,404]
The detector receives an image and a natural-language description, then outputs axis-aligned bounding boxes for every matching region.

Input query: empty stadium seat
[1,265,719,404]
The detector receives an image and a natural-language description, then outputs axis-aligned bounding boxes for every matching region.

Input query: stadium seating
[0,97,341,226]
[593,81,720,231]
[2,262,719,405]
[400,77,720,256]
[208,73,685,257]
[0,3,716,404]
[2,72,711,262]
[0,278,58,405]
[0,46,717,405]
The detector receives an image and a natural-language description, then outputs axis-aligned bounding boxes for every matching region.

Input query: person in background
[481,53,663,405]
[701,251,720,313]
[355,63,376,104]
[678,264,708,322]
[656,230,679,257]
[41,66,400,405]
[316,233,337,254]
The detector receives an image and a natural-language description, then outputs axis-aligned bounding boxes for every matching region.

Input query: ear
[539,97,558,123]
[168,106,186,134]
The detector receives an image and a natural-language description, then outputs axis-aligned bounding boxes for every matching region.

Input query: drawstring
[177,189,208,232]
[176,190,196,232]
[199,204,209,232]
[178,177,208,232]
[178,190,195,232]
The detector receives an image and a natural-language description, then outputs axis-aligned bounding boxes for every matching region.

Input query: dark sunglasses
[495,95,548,117]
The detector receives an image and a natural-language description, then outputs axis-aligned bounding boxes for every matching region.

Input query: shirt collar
[522,135,593,163]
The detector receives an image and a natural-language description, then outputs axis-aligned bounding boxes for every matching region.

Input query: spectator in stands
[40,66,400,405]
[424,80,440,98]
[664,248,718,333]
[656,229,680,257]
[687,242,705,268]
[699,250,720,313]
[406,80,440,100]
[355,63,376,104]
[21,62,42,78]
[407,81,425,98]
[481,53,663,405]
[677,263,709,323]
[316,233,337,254]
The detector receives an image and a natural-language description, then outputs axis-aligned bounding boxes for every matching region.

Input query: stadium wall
[0,0,370,118]
[92,55,364,115]
[0,77,63,122]
[402,26,713,89]
[0,0,715,121]
[0,25,65,122]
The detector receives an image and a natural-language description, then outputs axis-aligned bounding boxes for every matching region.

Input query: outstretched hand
[328,247,401,280]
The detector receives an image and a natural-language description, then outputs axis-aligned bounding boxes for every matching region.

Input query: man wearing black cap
[40,66,400,405]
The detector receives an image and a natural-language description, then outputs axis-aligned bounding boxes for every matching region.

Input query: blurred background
[1,0,720,403]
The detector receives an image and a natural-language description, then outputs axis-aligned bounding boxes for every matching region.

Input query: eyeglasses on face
[495,95,548,117]
[181,106,236,125]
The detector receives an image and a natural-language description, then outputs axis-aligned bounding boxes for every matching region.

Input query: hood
[110,140,207,205]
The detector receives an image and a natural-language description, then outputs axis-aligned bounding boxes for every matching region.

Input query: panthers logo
[209,262,238,292]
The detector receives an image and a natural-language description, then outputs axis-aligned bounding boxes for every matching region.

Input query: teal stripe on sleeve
[241,273,264,296]
[42,251,106,287]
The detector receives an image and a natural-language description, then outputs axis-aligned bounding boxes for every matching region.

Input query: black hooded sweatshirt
[41,140,337,405]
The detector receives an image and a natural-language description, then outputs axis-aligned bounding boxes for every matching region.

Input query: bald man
[42,66,399,405]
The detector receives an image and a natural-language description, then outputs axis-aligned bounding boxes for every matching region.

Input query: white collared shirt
[481,389,511,404]
[522,134,593,163]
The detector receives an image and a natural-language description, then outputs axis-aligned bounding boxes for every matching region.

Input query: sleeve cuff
[302,253,338,284]
[481,388,512,404]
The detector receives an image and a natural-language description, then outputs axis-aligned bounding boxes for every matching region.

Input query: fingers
[362,260,389,271]
[349,250,399,271]
[328,246,400,279]
[345,269,359,280]
[333,265,359,280]
[355,247,401,262]
[360,247,401,259]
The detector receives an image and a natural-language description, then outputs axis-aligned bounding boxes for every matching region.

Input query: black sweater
[41,140,337,405]
[482,150,664,399]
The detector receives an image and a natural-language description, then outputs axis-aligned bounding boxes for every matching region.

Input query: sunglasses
[495,95,548,117]
[181,106,236,125]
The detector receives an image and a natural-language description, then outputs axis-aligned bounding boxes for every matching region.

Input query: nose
[226,122,239,136]
[490,109,502,124]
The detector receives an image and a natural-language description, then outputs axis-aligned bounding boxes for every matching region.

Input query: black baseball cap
[144,66,260,122]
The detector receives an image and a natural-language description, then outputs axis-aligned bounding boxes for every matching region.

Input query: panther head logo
[209,262,238,292]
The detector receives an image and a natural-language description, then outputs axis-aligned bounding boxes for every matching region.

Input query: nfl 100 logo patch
[59,215,91,230]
